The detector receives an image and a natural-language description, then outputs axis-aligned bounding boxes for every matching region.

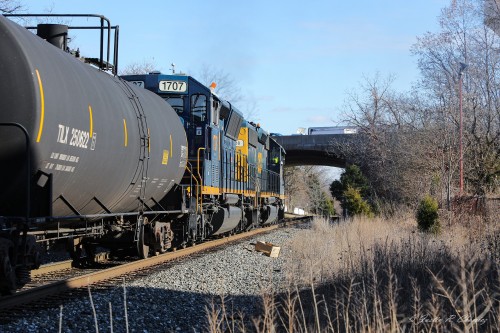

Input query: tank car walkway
[272,134,355,167]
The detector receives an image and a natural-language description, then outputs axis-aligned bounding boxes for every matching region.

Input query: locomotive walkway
[273,134,355,167]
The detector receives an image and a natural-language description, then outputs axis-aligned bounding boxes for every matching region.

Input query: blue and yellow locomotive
[121,73,286,246]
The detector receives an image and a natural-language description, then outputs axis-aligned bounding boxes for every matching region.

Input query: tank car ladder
[118,80,151,258]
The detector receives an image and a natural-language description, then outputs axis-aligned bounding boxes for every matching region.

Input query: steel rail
[30,252,110,277]
[30,260,73,277]
[0,219,310,310]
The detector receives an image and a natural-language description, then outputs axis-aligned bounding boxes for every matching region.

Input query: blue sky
[24,0,448,135]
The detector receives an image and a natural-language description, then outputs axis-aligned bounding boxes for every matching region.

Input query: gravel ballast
[0,226,305,333]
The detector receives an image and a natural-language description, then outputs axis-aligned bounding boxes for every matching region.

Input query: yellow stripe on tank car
[88,105,93,138]
[35,69,45,143]
[122,119,128,147]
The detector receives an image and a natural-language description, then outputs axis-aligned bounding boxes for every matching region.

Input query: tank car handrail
[23,210,186,224]
[0,123,31,222]
[4,14,118,74]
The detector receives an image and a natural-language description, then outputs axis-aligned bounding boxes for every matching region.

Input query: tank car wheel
[68,237,84,266]
[137,217,150,259]
[0,257,16,295]
[0,242,16,295]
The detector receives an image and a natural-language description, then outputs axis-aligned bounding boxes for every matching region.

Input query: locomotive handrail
[196,148,206,213]
[185,165,200,213]
[196,147,205,185]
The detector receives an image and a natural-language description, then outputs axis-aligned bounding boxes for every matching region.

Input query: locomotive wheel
[137,217,150,259]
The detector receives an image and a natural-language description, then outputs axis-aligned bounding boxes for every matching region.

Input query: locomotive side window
[163,96,184,115]
[191,94,207,123]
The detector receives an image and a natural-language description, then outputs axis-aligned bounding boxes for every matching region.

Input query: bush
[416,195,440,233]
[330,164,370,201]
[344,186,373,217]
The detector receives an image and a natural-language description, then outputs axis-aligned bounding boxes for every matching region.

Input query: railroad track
[0,216,310,322]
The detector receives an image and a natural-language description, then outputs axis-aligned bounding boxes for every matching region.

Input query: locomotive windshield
[163,96,184,115]
[191,94,207,123]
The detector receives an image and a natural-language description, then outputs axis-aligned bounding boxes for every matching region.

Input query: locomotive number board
[159,80,188,93]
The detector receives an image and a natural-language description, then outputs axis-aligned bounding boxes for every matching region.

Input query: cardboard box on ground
[254,241,281,258]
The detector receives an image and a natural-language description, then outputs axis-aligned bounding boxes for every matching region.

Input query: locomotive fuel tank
[0,15,187,218]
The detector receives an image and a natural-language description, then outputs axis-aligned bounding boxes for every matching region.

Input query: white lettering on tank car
[69,128,90,149]
[50,152,80,164]
[180,145,188,167]
[180,146,187,158]
[57,124,93,150]
[57,124,69,144]
[90,133,97,150]
[54,163,75,172]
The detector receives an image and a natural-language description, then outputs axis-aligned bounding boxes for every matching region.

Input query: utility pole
[458,62,468,196]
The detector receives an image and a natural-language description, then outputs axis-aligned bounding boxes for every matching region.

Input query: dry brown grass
[206,213,500,333]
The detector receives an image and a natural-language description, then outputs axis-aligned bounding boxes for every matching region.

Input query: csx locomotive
[0,14,285,294]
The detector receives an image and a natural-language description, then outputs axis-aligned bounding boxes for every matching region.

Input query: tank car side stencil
[162,150,169,165]
[35,69,45,143]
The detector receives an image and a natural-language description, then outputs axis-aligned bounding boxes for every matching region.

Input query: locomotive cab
[121,73,236,188]
[123,74,217,159]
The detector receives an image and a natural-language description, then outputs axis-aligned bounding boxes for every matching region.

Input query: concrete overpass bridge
[272,134,355,168]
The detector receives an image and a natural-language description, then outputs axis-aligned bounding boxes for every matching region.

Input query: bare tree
[0,0,23,13]
[335,0,499,210]
[195,64,260,120]
[284,166,335,216]
[338,73,436,205]
[197,64,242,103]
[119,59,159,75]
[413,0,500,195]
